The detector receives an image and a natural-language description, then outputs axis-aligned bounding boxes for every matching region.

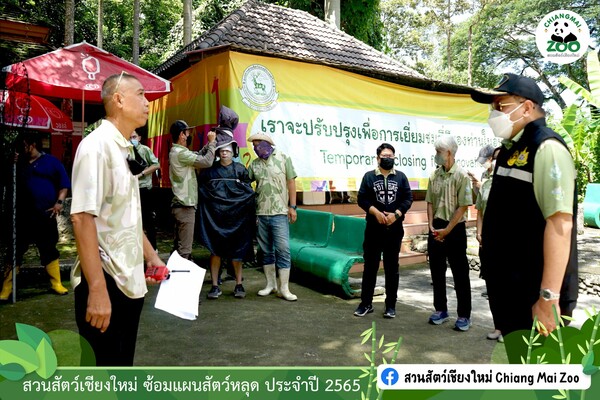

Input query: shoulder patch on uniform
[514,147,529,167]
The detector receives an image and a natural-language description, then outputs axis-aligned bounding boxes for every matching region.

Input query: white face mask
[487,103,524,139]
[481,160,492,170]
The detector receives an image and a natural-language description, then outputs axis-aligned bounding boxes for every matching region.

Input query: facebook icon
[380,367,399,386]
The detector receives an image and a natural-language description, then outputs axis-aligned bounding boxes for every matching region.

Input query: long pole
[11,159,16,303]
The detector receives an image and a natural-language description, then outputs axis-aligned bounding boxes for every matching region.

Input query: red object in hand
[145,266,170,281]
[433,231,439,237]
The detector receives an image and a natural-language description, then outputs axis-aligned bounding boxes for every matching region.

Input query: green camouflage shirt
[169,144,202,207]
[70,120,147,298]
[248,149,297,216]
[475,175,493,216]
[135,143,159,189]
[425,162,473,222]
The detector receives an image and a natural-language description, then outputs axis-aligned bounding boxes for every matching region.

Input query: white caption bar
[378,364,591,390]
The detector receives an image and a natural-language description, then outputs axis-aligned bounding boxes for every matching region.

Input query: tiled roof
[156,2,410,76]
[154,0,473,94]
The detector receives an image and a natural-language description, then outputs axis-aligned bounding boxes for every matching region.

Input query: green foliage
[341,1,385,51]
[552,50,600,197]
[593,130,600,184]
[268,1,385,51]
[381,0,599,106]
[549,103,595,201]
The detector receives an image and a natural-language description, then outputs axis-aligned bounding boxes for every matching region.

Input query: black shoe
[383,307,396,319]
[353,304,374,317]
[233,284,246,299]
[207,285,222,299]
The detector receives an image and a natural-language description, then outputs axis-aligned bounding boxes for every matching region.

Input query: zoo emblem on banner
[535,10,591,65]
[240,64,279,112]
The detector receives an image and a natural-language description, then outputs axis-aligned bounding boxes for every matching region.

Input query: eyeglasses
[490,101,524,112]
[114,71,126,95]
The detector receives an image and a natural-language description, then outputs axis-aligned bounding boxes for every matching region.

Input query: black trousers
[140,187,157,250]
[15,213,59,266]
[360,222,404,309]
[74,270,144,366]
[428,219,471,318]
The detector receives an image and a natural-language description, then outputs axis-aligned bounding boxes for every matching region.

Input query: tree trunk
[64,0,74,45]
[467,24,473,86]
[446,0,452,81]
[133,0,140,65]
[97,0,104,49]
[325,0,341,28]
[183,0,192,45]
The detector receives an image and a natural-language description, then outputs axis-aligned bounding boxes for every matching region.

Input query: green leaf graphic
[15,323,52,350]
[0,363,27,381]
[0,340,39,373]
[583,364,599,375]
[35,338,58,379]
[582,352,595,368]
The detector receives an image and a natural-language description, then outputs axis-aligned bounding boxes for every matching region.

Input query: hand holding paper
[154,251,206,320]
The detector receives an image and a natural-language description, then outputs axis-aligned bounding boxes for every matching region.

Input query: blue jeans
[256,215,291,269]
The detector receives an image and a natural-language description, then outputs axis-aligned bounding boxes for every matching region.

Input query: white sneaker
[486,330,502,340]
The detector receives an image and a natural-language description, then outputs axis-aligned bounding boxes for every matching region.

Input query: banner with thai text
[148,51,495,190]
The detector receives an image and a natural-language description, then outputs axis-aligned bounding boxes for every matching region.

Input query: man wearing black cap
[471,73,577,348]
[169,120,216,260]
[468,144,495,199]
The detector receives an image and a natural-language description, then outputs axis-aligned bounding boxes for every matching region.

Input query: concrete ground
[1,227,599,367]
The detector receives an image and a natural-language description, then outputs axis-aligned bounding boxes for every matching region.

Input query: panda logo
[551,21,578,43]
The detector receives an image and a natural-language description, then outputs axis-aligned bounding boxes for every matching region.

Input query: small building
[149,0,493,199]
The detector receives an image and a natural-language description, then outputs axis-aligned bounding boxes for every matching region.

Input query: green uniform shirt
[135,143,159,189]
[503,133,575,218]
[425,162,473,222]
[248,149,297,216]
[475,176,493,216]
[169,144,201,207]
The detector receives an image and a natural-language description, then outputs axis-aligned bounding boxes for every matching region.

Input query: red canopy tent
[1,42,171,303]
[3,41,172,103]
[1,90,73,132]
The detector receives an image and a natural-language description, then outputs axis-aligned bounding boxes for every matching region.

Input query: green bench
[583,183,600,228]
[289,208,334,260]
[292,214,366,298]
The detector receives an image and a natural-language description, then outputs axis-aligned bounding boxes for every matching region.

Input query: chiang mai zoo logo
[536,10,590,65]
[240,64,278,112]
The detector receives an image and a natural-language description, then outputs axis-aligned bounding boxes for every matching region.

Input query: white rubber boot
[258,264,277,296]
[277,268,297,301]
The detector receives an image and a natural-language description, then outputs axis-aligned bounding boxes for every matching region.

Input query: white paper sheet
[154,251,206,320]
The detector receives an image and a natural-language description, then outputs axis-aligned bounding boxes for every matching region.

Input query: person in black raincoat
[198,106,255,299]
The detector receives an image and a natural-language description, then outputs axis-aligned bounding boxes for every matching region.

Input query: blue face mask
[130,139,139,147]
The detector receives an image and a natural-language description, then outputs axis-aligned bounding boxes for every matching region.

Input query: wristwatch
[289,205,297,210]
[540,288,560,301]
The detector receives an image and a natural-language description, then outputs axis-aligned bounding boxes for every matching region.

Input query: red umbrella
[2,41,172,103]
[1,90,73,132]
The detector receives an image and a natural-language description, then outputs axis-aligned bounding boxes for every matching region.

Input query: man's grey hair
[434,135,458,156]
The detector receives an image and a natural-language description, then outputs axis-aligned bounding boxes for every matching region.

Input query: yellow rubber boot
[0,268,15,300]
[46,259,68,295]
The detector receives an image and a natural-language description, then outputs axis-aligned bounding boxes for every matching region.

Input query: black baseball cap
[169,120,196,136]
[476,145,496,164]
[471,73,544,106]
